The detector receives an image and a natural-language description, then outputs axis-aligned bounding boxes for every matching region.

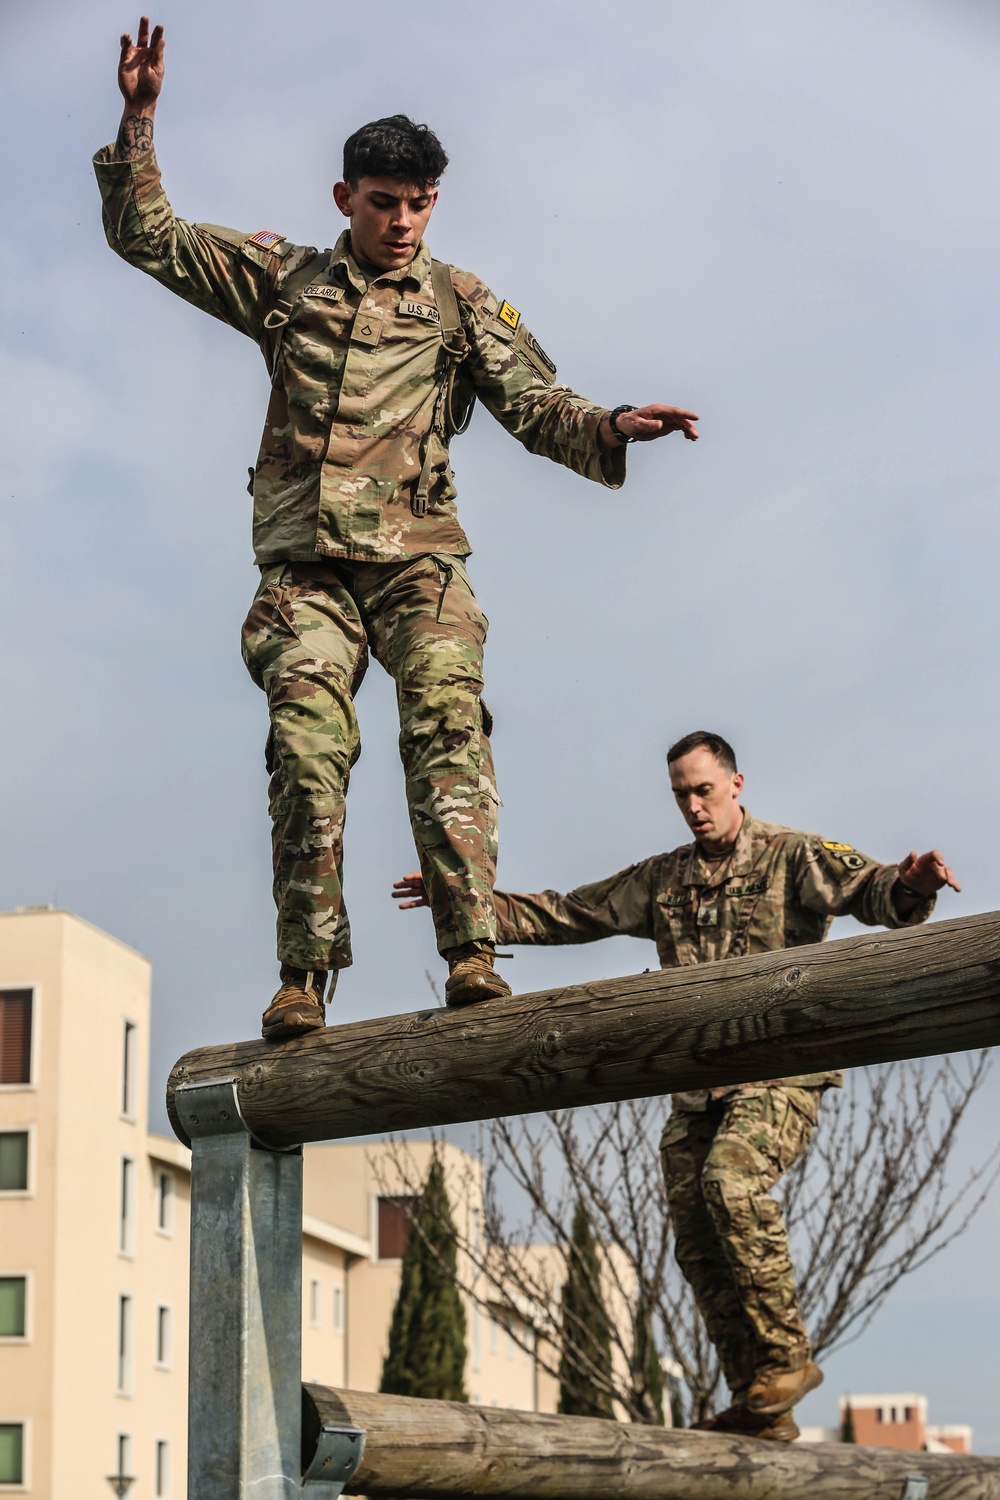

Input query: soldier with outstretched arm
[95,18,699,1037]
[393,730,959,1439]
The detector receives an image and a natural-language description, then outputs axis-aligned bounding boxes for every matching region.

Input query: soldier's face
[333,177,438,272]
[669,748,745,851]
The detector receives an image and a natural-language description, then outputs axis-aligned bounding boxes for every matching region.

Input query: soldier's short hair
[666,731,738,774]
[343,115,449,188]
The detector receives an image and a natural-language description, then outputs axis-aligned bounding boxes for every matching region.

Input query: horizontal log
[303,1385,1000,1499]
[167,910,1000,1149]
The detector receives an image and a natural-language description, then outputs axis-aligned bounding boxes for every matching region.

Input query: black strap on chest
[260,250,331,383]
[411,260,475,516]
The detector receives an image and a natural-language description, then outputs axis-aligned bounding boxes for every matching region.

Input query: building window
[0,1425,23,1485]
[156,1171,174,1234]
[0,992,32,1087]
[155,1439,170,1497]
[309,1280,321,1327]
[117,1295,133,1393]
[122,1021,137,1117]
[114,1433,133,1487]
[156,1306,171,1367]
[489,1311,499,1355]
[0,1134,28,1193]
[332,1286,343,1333]
[0,1279,26,1339]
[377,1196,419,1260]
[120,1158,136,1255]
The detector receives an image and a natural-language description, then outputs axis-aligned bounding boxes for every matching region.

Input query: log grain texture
[167,910,1000,1149]
[303,1385,1000,1500]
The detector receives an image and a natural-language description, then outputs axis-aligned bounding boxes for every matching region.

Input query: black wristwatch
[608,404,637,443]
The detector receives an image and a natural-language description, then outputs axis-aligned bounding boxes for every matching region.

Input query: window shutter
[0,993,32,1085]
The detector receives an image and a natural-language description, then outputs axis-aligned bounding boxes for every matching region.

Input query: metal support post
[176,1078,303,1500]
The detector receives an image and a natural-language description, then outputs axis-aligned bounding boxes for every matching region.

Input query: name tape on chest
[497,299,521,331]
[248,229,284,250]
[302,284,345,303]
[399,298,440,323]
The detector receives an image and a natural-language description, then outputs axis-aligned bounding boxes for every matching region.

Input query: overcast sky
[2,0,998,1447]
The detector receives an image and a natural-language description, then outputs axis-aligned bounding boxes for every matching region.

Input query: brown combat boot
[692,1403,799,1442]
[755,1411,801,1442]
[261,966,331,1041]
[745,1360,823,1416]
[444,941,512,1007]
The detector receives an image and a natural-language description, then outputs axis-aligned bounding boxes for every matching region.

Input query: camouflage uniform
[494,810,936,1393]
[93,145,625,968]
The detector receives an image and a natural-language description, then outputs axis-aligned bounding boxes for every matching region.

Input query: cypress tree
[380,1152,468,1401]
[558,1200,614,1418]
[841,1399,857,1443]
[639,1312,665,1425]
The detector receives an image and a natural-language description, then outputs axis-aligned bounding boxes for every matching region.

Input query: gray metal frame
[175,1078,363,1500]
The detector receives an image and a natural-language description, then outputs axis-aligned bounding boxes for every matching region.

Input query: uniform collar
[682,808,755,886]
[331,231,430,294]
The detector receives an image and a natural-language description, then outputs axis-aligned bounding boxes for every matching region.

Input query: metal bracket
[175,1075,299,1153]
[900,1477,928,1500]
[174,1077,245,1140]
[302,1424,366,1497]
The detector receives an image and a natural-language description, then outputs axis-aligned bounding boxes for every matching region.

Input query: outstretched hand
[897,849,961,897]
[119,15,165,108]
[623,404,699,442]
[392,872,429,910]
[599,404,699,452]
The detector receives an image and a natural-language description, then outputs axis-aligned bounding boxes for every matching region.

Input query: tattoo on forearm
[114,115,154,162]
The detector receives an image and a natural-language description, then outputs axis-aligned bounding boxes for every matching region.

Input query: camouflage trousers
[240,554,498,971]
[660,1086,821,1400]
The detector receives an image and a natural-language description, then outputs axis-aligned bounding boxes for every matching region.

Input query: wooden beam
[167,910,1000,1149]
[303,1385,1000,1499]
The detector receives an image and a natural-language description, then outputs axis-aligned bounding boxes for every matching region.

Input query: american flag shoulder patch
[248,229,284,250]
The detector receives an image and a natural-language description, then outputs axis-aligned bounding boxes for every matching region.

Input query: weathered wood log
[303,1384,1000,1499]
[168,910,1000,1149]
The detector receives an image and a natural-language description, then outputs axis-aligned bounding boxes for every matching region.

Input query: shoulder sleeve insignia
[497,299,520,331]
[513,324,557,383]
[248,229,285,250]
[821,841,854,852]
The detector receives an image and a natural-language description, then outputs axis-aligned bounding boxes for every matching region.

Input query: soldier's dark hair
[342,115,449,188]
[666,731,738,774]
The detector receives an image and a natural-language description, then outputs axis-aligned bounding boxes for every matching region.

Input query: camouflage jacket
[494,810,937,1108]
[93,146,627,564]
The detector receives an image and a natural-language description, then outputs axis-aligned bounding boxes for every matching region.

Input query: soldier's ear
[332,181,353,218]
[732,771,745,796]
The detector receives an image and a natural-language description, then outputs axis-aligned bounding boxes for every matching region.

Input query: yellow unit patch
[821,841,854,852]
[497,300,521,331]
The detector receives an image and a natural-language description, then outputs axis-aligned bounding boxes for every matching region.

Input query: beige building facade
[0,909,561,1499]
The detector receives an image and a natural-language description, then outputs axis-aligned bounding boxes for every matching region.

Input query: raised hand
[897,849,961,897]
[392,872,429,910]
[118,16,165,108]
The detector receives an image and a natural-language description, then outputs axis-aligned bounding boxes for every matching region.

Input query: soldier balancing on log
[393,729,960,1441]
[94,17,700,1039]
